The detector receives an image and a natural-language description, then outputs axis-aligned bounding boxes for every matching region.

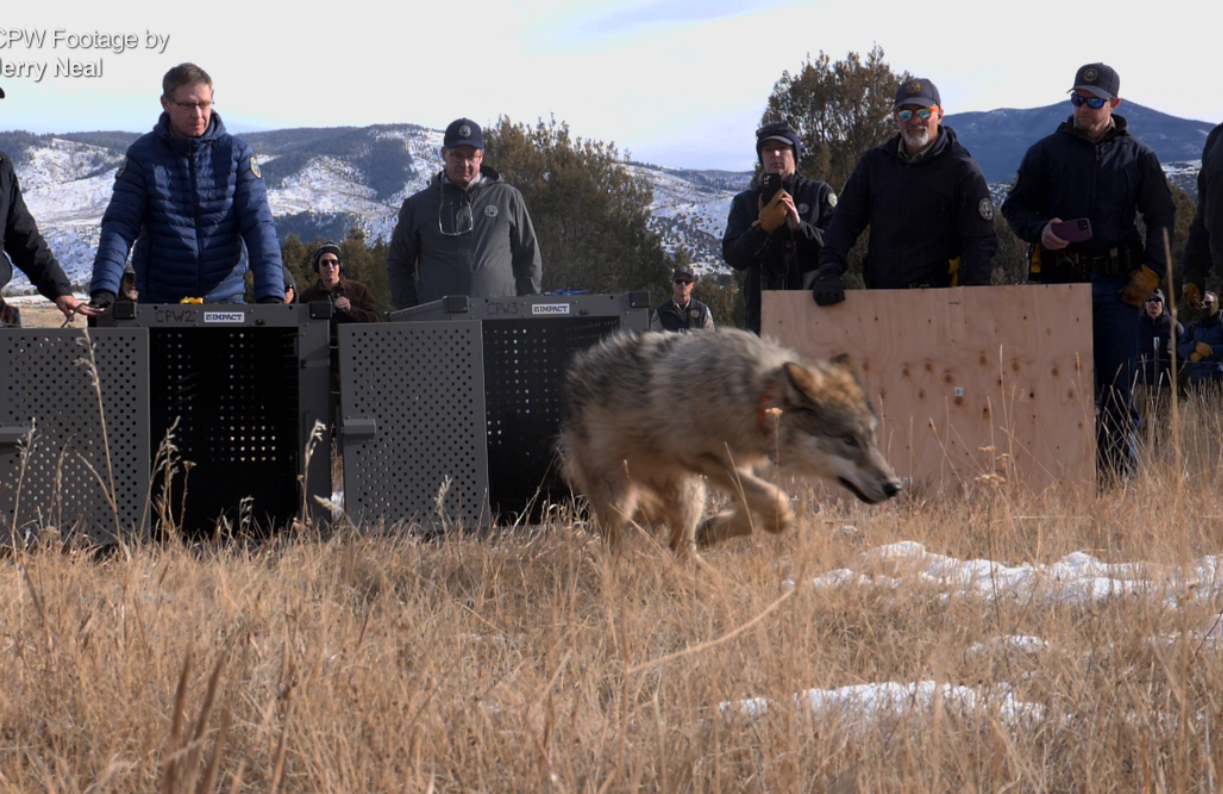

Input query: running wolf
[558,329,901,558]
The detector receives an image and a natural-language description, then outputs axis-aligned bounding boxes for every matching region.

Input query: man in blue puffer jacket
[89,63,282,306]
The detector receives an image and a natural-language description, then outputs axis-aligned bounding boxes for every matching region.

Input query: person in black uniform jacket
[722,122,836,334]
[1182,121,1223,307]
[0,86,94,326]
[1001,63,1174,481]
[810,78,997,305]
[653,264,714,332]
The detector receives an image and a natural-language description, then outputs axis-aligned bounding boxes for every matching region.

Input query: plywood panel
[762,285,1095,491]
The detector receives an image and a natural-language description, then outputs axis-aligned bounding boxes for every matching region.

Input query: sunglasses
[1070,95,1109,110]
[1145,298,1162,304]
[673,278,693,285]
[896,107,934,123]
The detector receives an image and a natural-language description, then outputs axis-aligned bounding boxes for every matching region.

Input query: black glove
[89,290,116,310]
[810,266,846,306]
[256,296,283,304]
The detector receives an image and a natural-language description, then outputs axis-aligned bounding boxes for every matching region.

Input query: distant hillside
[0,111,1210,296]
[945,101,1216,184]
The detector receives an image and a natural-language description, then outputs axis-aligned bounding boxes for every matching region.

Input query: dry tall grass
[5,394,1223,792]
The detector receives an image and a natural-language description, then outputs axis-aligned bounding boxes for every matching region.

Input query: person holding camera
[721,122,836,334]
[810,78,996,307]
[298,243,381,323]
[1001,63,1175,481]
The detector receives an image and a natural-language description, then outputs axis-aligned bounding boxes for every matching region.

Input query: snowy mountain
[944,101,1215,184]
[0,112,1209,295]
[0,124,750,294]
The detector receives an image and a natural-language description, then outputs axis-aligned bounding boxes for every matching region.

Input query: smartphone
[1051,218,1093,243]
[760,172,784,204]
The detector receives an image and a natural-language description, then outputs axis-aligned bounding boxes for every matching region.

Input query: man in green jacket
[386,118,543,309]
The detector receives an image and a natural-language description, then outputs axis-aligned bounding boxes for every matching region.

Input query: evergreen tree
[762,46,908,195]
[483,116,674,301]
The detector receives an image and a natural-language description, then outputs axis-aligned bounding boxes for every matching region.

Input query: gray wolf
[558,328,901,558]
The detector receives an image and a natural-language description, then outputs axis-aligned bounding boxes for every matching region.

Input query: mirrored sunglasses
[896,107,933,123]
[1070,95,1108,110]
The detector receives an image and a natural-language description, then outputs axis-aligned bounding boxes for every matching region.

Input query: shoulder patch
[248,155,261,179]
[827,192,838,208]
[116,156,128,180]
[978,197,995,221]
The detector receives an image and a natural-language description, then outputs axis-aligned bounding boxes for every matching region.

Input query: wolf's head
[771,353,902,504]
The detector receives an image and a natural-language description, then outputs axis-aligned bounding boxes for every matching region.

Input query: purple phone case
[1052,218,1093,243]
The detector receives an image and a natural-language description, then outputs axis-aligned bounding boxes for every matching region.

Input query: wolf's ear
[830,352,854,373]
[782,361,821,401]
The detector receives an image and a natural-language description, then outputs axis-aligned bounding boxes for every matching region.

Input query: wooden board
[762,285,1095,491]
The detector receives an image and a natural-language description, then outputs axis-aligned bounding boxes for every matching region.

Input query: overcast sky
[0,0,1218,172]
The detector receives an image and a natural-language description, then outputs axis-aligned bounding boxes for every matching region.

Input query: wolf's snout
[883,481,902,498]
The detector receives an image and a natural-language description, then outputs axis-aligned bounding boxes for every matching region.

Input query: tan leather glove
[1191,341,1214,363]
[1118,264,1160,308]
[757,190,790,234]
[1184,282,1204,310]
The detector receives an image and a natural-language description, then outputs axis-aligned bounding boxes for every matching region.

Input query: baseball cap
[444,118,484,150]
[894,78,941,109]
[671,264,696,282]
[1070,63,1120,100]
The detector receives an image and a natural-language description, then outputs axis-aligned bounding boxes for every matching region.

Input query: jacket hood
[431,163,503,190]
[154,111,228,151]
[1056,113,1131,144]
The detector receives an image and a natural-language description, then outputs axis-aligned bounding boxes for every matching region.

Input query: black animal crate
[89,303,332,537]
[343,292,650,527]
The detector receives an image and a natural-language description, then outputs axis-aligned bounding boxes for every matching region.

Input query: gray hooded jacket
[387,164,542,308]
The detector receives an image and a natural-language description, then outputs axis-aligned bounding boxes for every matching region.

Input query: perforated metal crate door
[482,316,622,518]
[0,328,150,545]
[338,322,489,528]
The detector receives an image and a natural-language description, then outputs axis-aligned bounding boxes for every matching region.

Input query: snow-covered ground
[717,539,1223,726]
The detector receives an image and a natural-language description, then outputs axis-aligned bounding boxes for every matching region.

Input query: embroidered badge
[690,309,701,320]
[978,197,995,221]
[116,157,128,180]
[484,205,498,218]
[248,155,261,179]
[828,192,838,208]
[460,124,472,138]
[905,80,922,95]
[798,203,809,215]
[1083,67,1099,83]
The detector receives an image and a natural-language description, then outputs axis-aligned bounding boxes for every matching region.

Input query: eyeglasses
[896,107,933,123]
[438,194,474,237]
[318,259,341,269]
[1070,95,1108,110]
[673,278,693,285]
[166,99,213,111]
